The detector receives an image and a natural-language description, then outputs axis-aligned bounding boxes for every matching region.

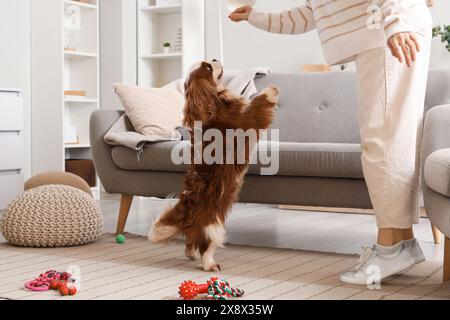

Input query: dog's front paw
[203,263,222,272]
[262,85,280,104]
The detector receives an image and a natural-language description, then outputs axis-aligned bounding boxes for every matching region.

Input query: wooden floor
[0,197,446,300]
[1,234,447,300]
[100,197,444,263]
[0,197,444,262]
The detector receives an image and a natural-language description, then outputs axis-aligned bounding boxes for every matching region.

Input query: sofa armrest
[422,105,450,235]
[424,149,450,198]
[423,105,450,160]
[90,110,125,193]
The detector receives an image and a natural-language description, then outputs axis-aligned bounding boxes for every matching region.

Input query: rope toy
[179,277,244,300]
[24,270,74,292]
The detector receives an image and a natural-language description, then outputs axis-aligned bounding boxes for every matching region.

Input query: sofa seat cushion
[425,148,450,197]
[111,142,364,179]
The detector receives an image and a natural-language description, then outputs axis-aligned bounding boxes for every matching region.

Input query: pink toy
[24,270,73,292]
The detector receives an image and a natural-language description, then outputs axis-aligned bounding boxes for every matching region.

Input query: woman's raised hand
[229,5,253,22]
[388,32,421,68]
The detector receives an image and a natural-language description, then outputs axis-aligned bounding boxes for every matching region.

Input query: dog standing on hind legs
[149,60,280,271]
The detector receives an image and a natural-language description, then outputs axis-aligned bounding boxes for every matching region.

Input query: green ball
[116,234,126,244]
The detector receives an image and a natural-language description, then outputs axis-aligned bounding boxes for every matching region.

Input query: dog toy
[179,277,244,300]
[116,234,126,244]
[24,270,74,292]
[59,285,70,296]
[50,280,77,296]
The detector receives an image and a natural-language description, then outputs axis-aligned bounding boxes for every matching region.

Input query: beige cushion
[25,171,93,198]
[425,148,450,197]
[113,83,184,139]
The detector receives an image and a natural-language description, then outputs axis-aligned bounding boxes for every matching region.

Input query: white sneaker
[403,238,426,264]
[339,239,425,286]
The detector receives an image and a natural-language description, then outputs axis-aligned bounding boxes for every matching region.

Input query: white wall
[429,1,450,69]
[0,0,32,179]
[100,0,137,110]
[206,0,325,72]
[206,0,450,72]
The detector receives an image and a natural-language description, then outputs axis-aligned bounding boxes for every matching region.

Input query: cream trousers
[355,27,432,229]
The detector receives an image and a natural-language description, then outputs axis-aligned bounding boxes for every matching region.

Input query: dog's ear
[184,78,219,129]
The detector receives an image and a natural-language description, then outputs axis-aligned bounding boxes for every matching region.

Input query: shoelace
[350,246,378,272]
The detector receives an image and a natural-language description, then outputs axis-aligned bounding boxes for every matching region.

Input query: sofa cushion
[113,83,184,139]
[111,142,364,179]
[425,148,450,197]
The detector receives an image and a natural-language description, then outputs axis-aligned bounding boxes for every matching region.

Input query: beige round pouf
[0,185,103,247]
[25,171,93,198]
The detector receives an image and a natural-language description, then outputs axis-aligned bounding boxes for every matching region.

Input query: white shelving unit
[31,0,100,198]
[137,0,205,88]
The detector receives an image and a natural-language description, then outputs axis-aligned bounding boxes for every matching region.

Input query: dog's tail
[148,205,183,244]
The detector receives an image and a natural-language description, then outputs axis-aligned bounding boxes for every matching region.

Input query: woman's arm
[378,0,423,67]
[229,2,316,35]
[379,0,413,41]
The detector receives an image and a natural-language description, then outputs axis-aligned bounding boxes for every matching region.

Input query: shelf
[141,4,182,14]
[64,0,97,10]
[65,98,98,104]
[64,144,91,149]
[64,50,97,59]
[141,52,182,60]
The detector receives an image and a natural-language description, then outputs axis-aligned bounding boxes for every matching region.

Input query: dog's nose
[212,59,219,63]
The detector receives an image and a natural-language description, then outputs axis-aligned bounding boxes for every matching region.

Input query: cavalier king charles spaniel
[149,60,280,271]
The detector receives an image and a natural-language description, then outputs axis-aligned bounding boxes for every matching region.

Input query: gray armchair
[423,104,450,282]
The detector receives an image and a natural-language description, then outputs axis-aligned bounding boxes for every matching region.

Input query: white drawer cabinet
[0,90,23,131]
[0,88,24,209]
[0,132,23,171]
[0,171,24,209]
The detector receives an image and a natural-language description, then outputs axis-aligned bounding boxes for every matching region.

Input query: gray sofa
[90,70,450,279]
[423,105,450,282]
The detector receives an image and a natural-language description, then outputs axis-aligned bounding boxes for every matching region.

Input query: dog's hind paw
[148,222,178,244]
[185,246,198,261]
[203,263,222,272]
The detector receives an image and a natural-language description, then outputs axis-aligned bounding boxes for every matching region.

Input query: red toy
[25,270,77,296]
[179,278,244,300]
[179,280,212,300]
[59,285,70,296]
[69,287,77,296]
[25,270,73,292]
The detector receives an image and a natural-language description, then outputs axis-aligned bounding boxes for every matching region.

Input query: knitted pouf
[25,171,93,198]
[0,185,103,247]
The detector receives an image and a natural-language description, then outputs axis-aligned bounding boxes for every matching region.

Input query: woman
[230,0,434,286]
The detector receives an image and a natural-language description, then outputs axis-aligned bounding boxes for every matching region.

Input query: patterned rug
[0,234,448,300]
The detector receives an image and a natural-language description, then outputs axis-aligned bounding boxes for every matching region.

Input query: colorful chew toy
[179,277,244,300]
[24,270,74,292]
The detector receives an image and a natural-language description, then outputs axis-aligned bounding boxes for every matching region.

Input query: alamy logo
[366,265,382,290]
[171,122,280,176]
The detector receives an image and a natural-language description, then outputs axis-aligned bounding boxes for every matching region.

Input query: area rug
[0,234,448,300]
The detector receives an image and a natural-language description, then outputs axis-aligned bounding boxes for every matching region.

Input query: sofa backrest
[254,70,450,144]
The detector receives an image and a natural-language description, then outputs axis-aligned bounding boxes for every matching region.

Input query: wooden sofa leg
[432,225,442,245]
[444,237,450,283]
[116,195,134,235]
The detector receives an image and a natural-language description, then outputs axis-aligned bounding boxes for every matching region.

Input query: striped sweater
[248,0,433,65]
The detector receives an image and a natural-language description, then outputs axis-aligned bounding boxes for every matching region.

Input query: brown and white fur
[149,60,279,271]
